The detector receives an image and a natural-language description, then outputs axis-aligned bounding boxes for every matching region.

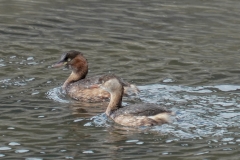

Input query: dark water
[1,0,240,159]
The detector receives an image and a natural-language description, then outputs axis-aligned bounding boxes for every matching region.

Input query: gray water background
[1,0,240,159]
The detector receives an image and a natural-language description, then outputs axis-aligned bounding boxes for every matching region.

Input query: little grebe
[92,75,173,127]
[52,50,139,102]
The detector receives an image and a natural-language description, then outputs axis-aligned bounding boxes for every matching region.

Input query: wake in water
[139,84,240,139]
[46,87,70,103]
[47,84,240,139]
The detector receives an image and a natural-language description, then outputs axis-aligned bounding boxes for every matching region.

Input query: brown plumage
[52,50,139,102]
[92,75,173,127]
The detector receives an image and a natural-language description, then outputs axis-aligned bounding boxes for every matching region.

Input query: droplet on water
[27,57,34,61]
[15,149,29,153]
[0,147,11,150]
[9,142,20,146]
[221,138,234,142]
[126,140,139,143]
[83,150,94,154]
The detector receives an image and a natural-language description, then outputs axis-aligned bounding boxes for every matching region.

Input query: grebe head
[52,50,84,67]
[99,76,123,93]
[52,50,88,73]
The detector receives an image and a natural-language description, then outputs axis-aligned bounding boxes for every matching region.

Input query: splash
[46,87,70,103]
[138,84,240,139]
[85,84,240,139]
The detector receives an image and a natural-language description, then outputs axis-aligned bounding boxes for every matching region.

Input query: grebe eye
[67,58,71,62]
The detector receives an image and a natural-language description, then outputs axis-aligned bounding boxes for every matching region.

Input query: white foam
[46,87,69,103]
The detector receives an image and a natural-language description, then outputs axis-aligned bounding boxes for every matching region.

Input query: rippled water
[1,0,240,159]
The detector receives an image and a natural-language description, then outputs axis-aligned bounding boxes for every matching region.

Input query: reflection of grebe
[91,75,173,126]
[52,50,139,102]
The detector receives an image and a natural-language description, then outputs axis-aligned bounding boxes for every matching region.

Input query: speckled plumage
[99,76,173,127]
[53,50,139,102]
[111,103,171,118]
[110,103,172,126]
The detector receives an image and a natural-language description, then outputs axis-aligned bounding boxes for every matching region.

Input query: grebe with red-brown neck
[52,50,139,102]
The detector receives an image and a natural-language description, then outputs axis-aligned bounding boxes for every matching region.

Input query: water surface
[1,0,240,159]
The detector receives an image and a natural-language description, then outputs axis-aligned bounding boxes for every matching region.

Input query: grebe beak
[52,61,67,68]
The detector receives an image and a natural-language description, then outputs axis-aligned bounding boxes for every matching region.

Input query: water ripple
[46,87,69,103]
[1,0,240,159]
[138,84,240,139]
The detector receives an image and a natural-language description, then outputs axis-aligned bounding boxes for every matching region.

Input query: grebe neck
[62,68,88,90]
[105,88,123,117]
[62,54,88,90]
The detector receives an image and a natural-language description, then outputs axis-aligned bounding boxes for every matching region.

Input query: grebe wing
[115,103,171,117]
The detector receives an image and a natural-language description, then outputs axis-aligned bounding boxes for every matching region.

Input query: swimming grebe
[52,50,139,102]
[92,75,173,126]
